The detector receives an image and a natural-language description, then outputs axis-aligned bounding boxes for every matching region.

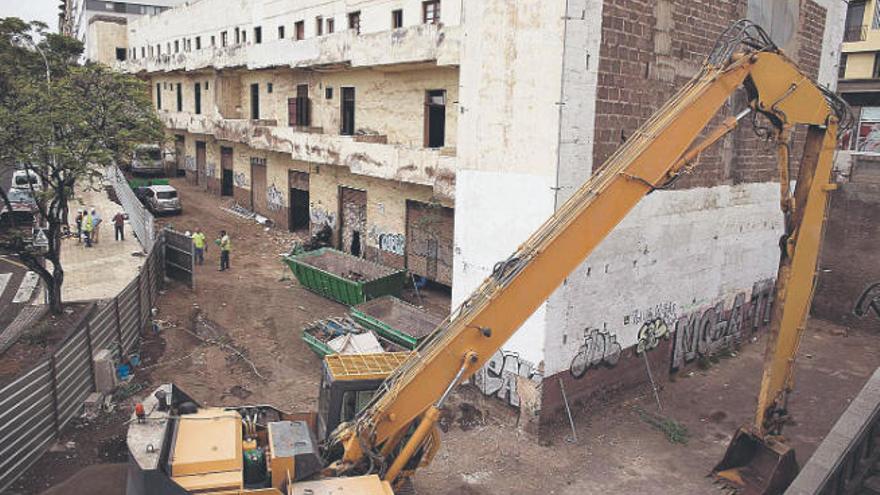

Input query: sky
[0,0,61,31]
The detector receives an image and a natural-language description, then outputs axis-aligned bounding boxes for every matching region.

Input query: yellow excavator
[125,20,851,495]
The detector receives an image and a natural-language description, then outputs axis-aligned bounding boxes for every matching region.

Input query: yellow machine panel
[172,470,243,492]
[290,475,395,495]
[171,408,243,477]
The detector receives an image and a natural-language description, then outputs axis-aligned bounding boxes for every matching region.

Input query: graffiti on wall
[671,279,775,371]
[473,350,543,408]
[378,233,406,256]
[206,162,217,178]
[184,155,196,171]
[623,301,678,327]
[635,318,670,354]
[854,282,880,320]
[569,327,622,379]
[309,208,336,229]
[233,171,249,188]
[266,183,284,212]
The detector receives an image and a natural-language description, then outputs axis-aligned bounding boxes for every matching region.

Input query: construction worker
[82,209,93,247]
[113,211,125,241]
[217,230,231,271]
[192,229,206,265]
[91,208,102,244]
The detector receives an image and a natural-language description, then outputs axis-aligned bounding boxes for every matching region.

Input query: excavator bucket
[713,427,799,495]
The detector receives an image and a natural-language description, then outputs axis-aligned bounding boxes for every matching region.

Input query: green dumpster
[283,248,407,306]
[351,296,443,350]
[128,177,170,189]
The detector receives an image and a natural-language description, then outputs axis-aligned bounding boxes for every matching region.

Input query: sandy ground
[60,182,145,302]
[11,178,879,495]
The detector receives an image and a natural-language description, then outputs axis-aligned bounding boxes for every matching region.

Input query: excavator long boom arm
[330,22,850,489]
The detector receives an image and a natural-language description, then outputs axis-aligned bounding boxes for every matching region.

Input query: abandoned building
[118,0,846,426]
[58,0,184,64]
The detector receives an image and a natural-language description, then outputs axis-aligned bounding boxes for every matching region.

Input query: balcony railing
[844,25,868,43]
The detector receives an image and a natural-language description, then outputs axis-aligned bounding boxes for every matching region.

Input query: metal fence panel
[104,165,156,252]
[163,227,194,288]
[0,387,52,444]
[90,302,118,355]
[0,222,166,493]
[0,413,56,492]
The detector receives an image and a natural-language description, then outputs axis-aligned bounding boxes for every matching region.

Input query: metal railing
[105,165,156,252]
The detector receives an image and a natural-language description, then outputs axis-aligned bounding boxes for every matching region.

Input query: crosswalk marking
[12,271,38,304]
[0,273,10,300]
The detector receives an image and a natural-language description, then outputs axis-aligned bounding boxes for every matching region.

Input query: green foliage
[0,17,163,312]
[635,406,690,444]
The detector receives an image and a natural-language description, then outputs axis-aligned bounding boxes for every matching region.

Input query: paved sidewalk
[60,183,146,302]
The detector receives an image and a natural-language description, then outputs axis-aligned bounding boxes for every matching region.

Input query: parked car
[10,169,42,192]
[137,184,182,215]
[131,144,166,176]
[0,188,37,226]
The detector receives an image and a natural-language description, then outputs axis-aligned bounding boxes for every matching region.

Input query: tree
[0,18,163,314]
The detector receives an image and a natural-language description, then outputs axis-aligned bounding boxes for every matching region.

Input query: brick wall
[592,0,827,188]
[812,155,880,331]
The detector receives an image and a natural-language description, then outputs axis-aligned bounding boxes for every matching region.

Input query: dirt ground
[0,303,91,384]
[12,178,880,495]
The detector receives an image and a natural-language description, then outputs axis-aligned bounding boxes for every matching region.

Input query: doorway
[173,135,185,177]
[340,87,355,135]
[250,157,267,212]
[195,141,206,187]
[288,170,310,232]
[220,146,234,196]
[424,90,446,148]
[338,186,366,256]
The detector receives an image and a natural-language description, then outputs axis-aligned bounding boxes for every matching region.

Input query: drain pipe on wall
[552,0,573,211]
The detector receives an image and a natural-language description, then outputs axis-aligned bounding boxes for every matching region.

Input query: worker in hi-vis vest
[216,230,231,271]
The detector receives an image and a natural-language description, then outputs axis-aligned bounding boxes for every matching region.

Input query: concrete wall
[86,18,129,65]
[452,0,568,388]
[233,66,459,149]
[128,0,462,48]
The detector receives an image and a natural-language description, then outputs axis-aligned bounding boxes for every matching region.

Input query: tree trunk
[47,275,63,314]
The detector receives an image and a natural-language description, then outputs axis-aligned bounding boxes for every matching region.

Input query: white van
[131,144,166,175]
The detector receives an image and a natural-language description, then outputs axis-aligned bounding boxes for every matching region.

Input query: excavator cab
[317,352,411,442]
